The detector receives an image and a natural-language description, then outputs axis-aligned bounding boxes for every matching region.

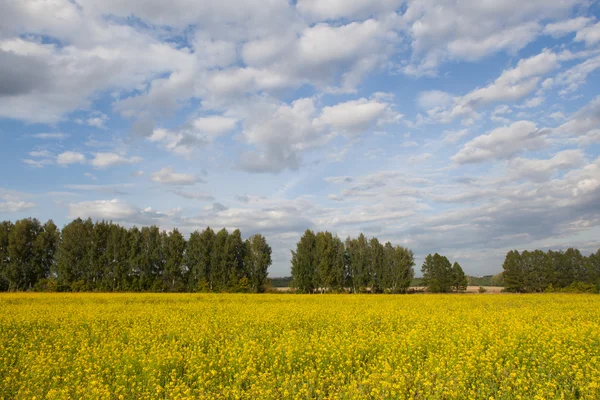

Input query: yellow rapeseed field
[1,294,599,399]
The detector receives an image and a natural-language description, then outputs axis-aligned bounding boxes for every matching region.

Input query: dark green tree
[244,234,272,293]
[451,261,468,292]
[291,229,316,293]
[6,218,43,290]
[224,229,245,290]
[163,228,186,291]
[185,227,215,291]
[211,228,229,291]
[0,221,13,290]
[421,253,453,293]
[502,250,524,292]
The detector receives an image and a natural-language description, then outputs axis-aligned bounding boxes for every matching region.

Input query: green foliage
[421,253,454,293]
[452,262,468,292]
[291,229,316,293]
[0,217,273,293]
[478,286,487,293]
[503,248,600,293]
[291,231,414,294]
[244,234,272,293]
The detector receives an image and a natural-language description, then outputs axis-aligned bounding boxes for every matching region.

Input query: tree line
[290,230,415,293]
[0,218,272,292]
[503,248,600,292]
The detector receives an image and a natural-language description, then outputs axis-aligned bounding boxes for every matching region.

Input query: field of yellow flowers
[1,293,599,399]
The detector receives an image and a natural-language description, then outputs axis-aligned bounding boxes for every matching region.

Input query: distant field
[1,294,599,399]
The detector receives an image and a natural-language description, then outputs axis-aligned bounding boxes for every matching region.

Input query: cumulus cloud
[90,153,142,168]
[507,149,587,182]
[57,151,86,165]
[237,95,400,173]
[0,200,35,213]
[453,121,548,164]
[400,0,581,75]
[152,167,201,185]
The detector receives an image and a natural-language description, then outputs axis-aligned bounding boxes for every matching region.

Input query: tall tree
[6,218,43,290]
[105,224,130,291]
[185,227,215,291]
[244,234,272,293]
[291,229,316,293]
[502,250,524,292]
[163,228,186,291]
[391,246,415,293]
[451,262,468,292]
[331,236,347,292]
[34,220,60,284]
[0,221,13,291]
[315,231,335,292]
[56,218,94,290]
[369,237,384,293]
[211,228,229,291]
[421,253,453,293]
[224,229,245,290]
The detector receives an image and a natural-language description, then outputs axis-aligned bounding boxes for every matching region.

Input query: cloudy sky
[2,0,600,276]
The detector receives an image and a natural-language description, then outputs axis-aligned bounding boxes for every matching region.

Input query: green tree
[451,261,468,292]
[291,229,316,293]
[315,231,335,292]
[421,253,453,293]
[6,218,44,290]
[211,228,229,291]
[56,218,94,290]
[369,237,384,293]
[105,224,130,291]
[34,220,60,284]
[0,221,13,291]
[392,246,415,293]
[346,234,370,293]
[331,236,347,292]
[185,227,215,291]
[502,250,524,292]
[163,228,186,291]
[224,229,245,290]
[244,234,272,293]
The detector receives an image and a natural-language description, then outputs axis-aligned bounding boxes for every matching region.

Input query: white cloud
[442,129,469,144]
[554,55,600,95]
[149,115,237,156]
[520,96,545,108]
[423,50,558,123]
[296,0,402,20]
[400,0,580,75]
[152,167,200,185]
[57,151,86,165]
[90,153,142,168]
[554,96,600,145]
[453,121,547,164]
[575,21,600,46]
[174,191,214,201]
[417,90,452,110]
[86,113,108,129]
[508,149,587,182]
[67,199,137,220]
[237,94,400,173]
[31,132,68,140]
[0,200,36,213]
[317,96,401,136]
[408,153,432,163]
[543,17,594,37]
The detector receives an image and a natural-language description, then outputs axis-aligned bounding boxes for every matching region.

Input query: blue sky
[1,0,600,276]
